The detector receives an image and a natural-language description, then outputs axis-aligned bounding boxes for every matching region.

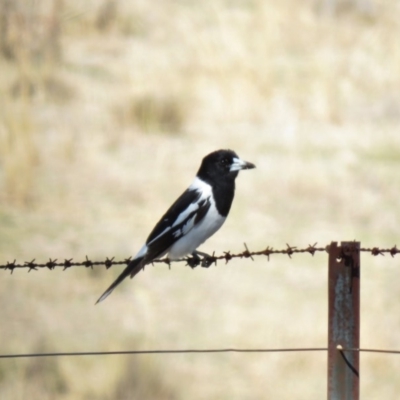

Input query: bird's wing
[96,182,212,304]
[144,186,211,260]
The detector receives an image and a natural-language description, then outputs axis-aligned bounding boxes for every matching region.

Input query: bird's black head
[197,149,255,184]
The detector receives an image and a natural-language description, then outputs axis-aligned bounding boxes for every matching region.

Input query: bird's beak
[230,157,256,172]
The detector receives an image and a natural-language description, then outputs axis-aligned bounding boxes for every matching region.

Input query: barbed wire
[1,243,398,273]
[1,242,399,362]
[0,346,399,359]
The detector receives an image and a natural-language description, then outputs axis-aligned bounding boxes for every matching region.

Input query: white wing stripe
[147,226,171,246]
[181,215,196,235]
[172,201,200,227]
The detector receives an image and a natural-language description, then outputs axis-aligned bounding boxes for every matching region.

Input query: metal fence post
[328,241,360,400]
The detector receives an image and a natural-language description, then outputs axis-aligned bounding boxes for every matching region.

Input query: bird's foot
[186,251,215,268]
[186,252,201,268]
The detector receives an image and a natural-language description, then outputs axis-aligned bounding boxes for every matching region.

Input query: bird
[96,149,255,303]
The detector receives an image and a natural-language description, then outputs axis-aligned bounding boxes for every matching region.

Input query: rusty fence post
[328,241,360,400]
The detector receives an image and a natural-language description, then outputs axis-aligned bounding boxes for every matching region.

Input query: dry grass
[1,0,400,399]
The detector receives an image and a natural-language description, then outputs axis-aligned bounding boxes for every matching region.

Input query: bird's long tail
[95,257,145,304]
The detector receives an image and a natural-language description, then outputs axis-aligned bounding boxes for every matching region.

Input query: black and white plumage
[96,149,255,303]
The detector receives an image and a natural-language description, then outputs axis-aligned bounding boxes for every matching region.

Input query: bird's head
[198,149,255,182]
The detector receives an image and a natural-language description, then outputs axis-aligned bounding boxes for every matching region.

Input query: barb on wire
[0,243,398,273]
[360,245,400,258]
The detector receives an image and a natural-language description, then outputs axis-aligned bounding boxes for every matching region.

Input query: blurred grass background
[0,0,400,398]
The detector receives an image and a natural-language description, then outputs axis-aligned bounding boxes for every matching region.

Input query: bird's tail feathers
[95,257,145,304]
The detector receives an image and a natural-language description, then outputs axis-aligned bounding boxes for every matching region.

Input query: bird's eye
[220,158,229,165]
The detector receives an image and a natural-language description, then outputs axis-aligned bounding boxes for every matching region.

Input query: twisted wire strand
[1,243,398,273]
